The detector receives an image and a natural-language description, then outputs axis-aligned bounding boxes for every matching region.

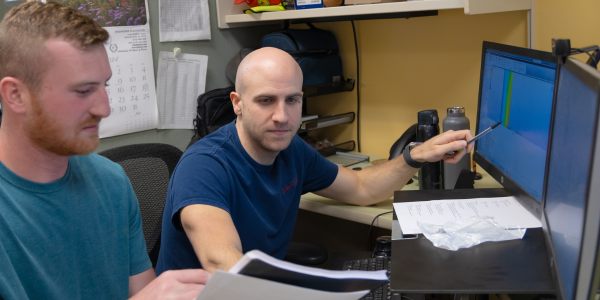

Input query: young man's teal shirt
[0,153,151,300]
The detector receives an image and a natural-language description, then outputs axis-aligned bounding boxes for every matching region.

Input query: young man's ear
[230,91,243,116]
[0,77,31,114]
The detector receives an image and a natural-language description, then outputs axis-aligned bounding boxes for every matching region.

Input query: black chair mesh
[119,157,169,253]
[98,143,183,267]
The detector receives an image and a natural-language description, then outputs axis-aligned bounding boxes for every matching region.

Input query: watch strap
[403,145,426,169]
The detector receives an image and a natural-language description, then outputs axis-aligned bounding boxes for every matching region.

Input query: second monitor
[474,41,558,219]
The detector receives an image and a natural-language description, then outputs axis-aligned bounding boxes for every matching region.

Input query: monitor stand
[390,189,554,294]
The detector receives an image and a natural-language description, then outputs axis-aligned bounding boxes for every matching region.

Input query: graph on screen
[477,50,556,202]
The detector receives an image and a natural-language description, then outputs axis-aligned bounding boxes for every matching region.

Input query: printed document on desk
[393,197,542,235]
[156,51,208,129]
[159,0,211,41]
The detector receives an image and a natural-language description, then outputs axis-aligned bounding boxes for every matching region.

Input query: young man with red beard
[0,2,209,299]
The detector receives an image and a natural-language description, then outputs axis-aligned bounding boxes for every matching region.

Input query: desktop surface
[299,153,502,230]
[390,188,554,294]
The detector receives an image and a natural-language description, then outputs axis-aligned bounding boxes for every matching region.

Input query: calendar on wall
[99,26,158,138]
[55,0,158,138]
[97,0,159,138]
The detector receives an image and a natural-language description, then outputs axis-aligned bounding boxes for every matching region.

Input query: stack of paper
[196,250,388,300]
[393,196,542,235]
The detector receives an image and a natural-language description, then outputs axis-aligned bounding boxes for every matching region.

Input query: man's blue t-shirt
[156,121,339,274]
[0,153,151,300]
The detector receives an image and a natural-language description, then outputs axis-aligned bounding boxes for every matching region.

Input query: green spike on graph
[502,71,514,127]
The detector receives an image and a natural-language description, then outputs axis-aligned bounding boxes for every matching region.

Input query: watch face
[408,142,420,149]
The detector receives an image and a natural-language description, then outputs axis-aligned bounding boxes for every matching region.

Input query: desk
[390,188,554,294]
[299,154,502,230]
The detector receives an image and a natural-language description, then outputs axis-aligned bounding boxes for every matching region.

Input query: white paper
[196,270,369,300]
[159,0,211,41]
[156,52,208,129]
[230,250,388,281]
[393,196,542,235]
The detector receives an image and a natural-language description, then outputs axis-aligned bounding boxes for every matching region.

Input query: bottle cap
[418,110,439,125]
[447,107,465,114]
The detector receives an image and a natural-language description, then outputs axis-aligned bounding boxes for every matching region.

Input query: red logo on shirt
[282,179,298,194]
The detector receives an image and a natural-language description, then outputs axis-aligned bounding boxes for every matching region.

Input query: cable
[573,48,598,66]
[367,210,393,251]
[350,20,361,152]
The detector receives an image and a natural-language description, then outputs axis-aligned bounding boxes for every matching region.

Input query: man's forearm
[197,247,244,274]
[315,155,418,206]
[181,204,245,274]
[352,155,417,204]
[316,130,473,207]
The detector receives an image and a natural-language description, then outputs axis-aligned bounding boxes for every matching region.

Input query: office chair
[285,242,328,266]
[98,143,183,268]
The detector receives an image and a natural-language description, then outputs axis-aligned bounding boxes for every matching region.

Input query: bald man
[156,47,474,274]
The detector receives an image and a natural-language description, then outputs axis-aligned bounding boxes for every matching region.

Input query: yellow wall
[305,9,527,158]
[533,0,600,60]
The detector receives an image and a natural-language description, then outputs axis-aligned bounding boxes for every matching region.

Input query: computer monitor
[542,57,600,300]
[474,42,558,219]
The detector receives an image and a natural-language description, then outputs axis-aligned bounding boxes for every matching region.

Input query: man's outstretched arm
[315,130,474,206]
[129,268,211,300]
[180,204,244,274]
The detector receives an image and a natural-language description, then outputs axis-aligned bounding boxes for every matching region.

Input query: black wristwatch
[403,142,426,169]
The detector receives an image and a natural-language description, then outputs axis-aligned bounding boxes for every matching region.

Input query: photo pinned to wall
[53,0,159,138]
[54,0,147,27]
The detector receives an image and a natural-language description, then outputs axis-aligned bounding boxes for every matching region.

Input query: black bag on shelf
[188,86,237,149]
[261,24,343,86]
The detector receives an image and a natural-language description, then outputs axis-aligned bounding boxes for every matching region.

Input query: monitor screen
[477,47,557,203]
[544,59,600,300]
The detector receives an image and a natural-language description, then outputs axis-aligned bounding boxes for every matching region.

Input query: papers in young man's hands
[230,250,388,290]
[196,250,388,300]
[393,196,542,235]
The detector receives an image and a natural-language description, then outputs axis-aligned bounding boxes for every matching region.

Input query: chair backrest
[98,143,183,268]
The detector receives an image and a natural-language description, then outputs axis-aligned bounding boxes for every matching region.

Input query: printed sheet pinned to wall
[57,0,159,138]
[159,0,211,42]
[157,51,208,129]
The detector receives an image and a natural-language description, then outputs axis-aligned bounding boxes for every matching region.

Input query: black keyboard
[342,257,401,300]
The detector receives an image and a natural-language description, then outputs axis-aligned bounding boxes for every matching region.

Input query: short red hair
[0,1,109,95]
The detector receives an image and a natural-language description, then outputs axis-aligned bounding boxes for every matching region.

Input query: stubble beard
[25,93,101,156]
[241,115,294,155]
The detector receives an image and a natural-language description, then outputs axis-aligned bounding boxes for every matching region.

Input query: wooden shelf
[217,0,532,29]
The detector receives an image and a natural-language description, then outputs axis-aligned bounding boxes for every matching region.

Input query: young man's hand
[130,269,211,300]
[411,130,474,164]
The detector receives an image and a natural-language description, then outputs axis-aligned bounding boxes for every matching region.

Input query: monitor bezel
[540,57,600,300]
[473,41,558,220]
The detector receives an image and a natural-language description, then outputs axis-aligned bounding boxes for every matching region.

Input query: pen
[411,121,503,155]
[467,121,503,145]
[444,121,502,154]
